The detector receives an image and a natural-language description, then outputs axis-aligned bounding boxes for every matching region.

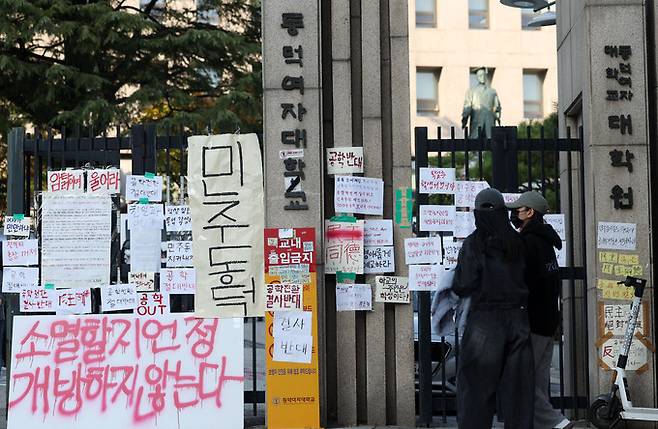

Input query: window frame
[416,0,437,28]
[523,70,546,119]
[416,67,441,115]
[468,0,489,29]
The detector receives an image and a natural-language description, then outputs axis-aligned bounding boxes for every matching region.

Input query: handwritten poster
[597,222,637,250]
[336,283,373,311]
[273,334,313,364]
[128,203,164,230]
[603,303,645,336]
[269,264,311,284]
[55,288,92,315]
[136,292,169,316]
[166,241,193,267]
[2,239,38,266]
[334,176,384,215]
[47,169,84,193]
[364,246,395,274]
[41,194,111,289]
[409,264,444,291]
[325,220,365,274]
[3,216,31,237]
[165,204,192,232]
[101,283,139,311]
[130,229,162,273]
[420,205,456,232]
[326,147,364,174]
[455,181,489,208]
[555,244,567,267]
[544,214,566,240]
[454,211,476,238]
[87,168,120,194]
[374,276,410,303]
[442,240,463,268]
[2,267,39,293]
[160,268,196,294]
[364,219,394,246]
[19,288,54,312]
[7,314,244,429]
[273,311,312,337]
[266,283,303,311]
[600,337,647,371]
[125,174,163,202]
[188,134,265,318]
[597,278,634,300]
[404,237,442,265]
[418,167,456,194]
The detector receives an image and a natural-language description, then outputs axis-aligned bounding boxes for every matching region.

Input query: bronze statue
[462,67,501,138]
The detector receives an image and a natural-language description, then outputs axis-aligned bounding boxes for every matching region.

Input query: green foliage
[0,0,263,133]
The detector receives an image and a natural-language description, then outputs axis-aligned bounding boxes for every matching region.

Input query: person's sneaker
[554,418,574,429]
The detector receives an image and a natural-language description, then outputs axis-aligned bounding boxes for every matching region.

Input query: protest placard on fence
[2,239,38,266]
[364,219,394,246]
[55,289,92,315]
[87,168,120,194]
[409,264,444,291]
[334,176,384,215]
[418,168,456,194]
[455,181,489,208]
[3,216,31,238]
[336,283,372,311]
[136,292,169,316]
[7,314,244,429]
[364,246,395,274]
[125,174,163,202]
[326,147,364,174]
[597,222,637,250]
[101,283,139,311]
[419,205,456,232]
[2,267,39,293]
[164,204,192,232]
[325,220,365,274]
[129,271,156,292]
[454,211,476,238]
[404,237,442,265]
[266,283,303,311]
[128,203,164,230]
[130,229,162,273]
[160,268,196,294]
[374,276,410,303]
[47,170,84,193]
[544,214,566,240]
[19,288,54,312]
[165,241,193,267]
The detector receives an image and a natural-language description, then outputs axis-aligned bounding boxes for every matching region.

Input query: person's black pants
[457,308,534,428]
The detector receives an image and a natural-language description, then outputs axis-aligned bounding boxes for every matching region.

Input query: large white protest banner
[188,134,264,318]
[41,194,111,289]
[7,314,244,429]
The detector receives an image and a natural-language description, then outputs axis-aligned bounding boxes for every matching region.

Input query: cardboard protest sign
[374,276,410,303]
[101,283,139,311]
[164,204,192,232]
[326,147,364,174]
[409,265,444,291]
[2,239,38,266]
[2,267,39,293]
[127,203,164,230]
[364,246,395,274]
[125,174,163,202]
[418,168,456,194]
[336,283,372,311]
[19,288,54,312]
[47,170,84,193]
[136,292,169,316]
[41,194,111,289]
[129,271,156,292]
[3,216,31,238]
[165,241,193,267]
[404,237,441,265]
[266,283,303,311]
[54,288,92,315]
[325,220,365,274]
[455,181,489,208]
[160,268,196,294]
[188,134,264,318]
[364,219,394,246]
[419,205,456,232]
[597,222,637,250]
[87,168,120,194]
[7,315,244,429]
[334,176,384,215]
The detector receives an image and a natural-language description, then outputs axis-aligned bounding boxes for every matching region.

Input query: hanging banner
[264,227,320,429]
[7,314,244,429]
[188,134,265,318]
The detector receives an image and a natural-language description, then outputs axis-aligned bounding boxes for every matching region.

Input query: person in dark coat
[508,191,571,429]
[452,188,534,429]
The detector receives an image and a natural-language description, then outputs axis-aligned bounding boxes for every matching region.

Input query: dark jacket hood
[522,218,562,250]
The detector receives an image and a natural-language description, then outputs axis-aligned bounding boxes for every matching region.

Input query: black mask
[510,210,524,229]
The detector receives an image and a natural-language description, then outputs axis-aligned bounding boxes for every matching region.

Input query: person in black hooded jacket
[508,191,572,429]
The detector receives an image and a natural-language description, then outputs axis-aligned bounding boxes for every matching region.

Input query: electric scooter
[589,276,658,428]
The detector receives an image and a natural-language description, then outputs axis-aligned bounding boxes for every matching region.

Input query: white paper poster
[125,174,163,202]
[325,220,365,274]
[166,241,193,267]
[454,211,476,238]
[364,219,394,246]
[326,147,364,174]
[130,229,162,273]
[600,337,647,371]
[87,168,121,194]
[2,267,39,293]
[128,203,164,230]
[136,292,170,316]
[273,334,313,364]
[47,169,84,193]
[188,134,265,318]
[3,217,31,237]
[555,243,567,267]
[55,288,92,315]
[19,288,54,312]
[160,268,196,294]
[129,271,156,292]
[165,204,192,232]
[420,205,456,232]
[419,168,456,194]
[364,246,395,274]
[409,264,444,291]
[41,194,111,289]
[455,181,489,208]
[273,311,312,337]
[404,237,442,265]
[544,214,566,240]
[266,283,303,311]
[374,276,410,303]
[8,314,244,429]
[2,239,38,266]
[336,283,373,311]
[442,240,463,268]
[603,303,645,336]
[597,222,637,250]
[101,283,139,311]
[334,176,384,215]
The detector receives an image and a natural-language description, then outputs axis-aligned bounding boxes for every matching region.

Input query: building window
[521,8,540,30]
[469,0,489,29]
[416,68,440,114]
[523,70,545,118]
[470,67,495,88]
[416,0,436,28]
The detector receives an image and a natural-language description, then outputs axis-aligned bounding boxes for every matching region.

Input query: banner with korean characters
[264,228,319,429]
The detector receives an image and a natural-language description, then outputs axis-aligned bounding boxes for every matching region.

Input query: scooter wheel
[589,397,618,429]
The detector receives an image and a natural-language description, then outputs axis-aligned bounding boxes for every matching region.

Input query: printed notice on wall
[374,276,410,303]
[41,193,111,289]
[8,314,245,429]
[418,168,456,194]
[326,147,364,174]
[597,222,637,250]
[188,134,265,319]
[325,220,365,274]
[420,205,456,232]
[334,176,384,215]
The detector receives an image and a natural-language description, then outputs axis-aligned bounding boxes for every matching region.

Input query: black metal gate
[413,126,589,426]
[4,124,265,425]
